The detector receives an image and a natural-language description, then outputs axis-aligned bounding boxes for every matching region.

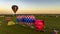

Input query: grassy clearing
[0,14,60,34]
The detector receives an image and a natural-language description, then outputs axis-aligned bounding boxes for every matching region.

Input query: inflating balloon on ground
[7,21,15,26]
[34,20,44,31]
[16,15,24,25]
[23,15,35,27]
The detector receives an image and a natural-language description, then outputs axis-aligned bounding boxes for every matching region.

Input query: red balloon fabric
[34,20,44,31]
[35,25,44,31]
[17,15,23,18]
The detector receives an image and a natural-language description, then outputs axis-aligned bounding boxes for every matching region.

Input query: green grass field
[0,14,60,34]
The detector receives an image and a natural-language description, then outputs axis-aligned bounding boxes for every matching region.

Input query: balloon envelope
[12,5,18,13]
[34,20,44,31]
[23,15,35,23]
[7,21,15,26]
[16,15,24,22]
[34,20,44,25]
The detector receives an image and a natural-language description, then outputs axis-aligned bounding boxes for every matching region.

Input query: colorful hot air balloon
[16,15,24,25]
[12,5,18,13]
[34,20,44,31]
[23,15,35,27]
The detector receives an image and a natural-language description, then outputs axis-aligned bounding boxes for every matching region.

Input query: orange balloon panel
[12,5,18,13]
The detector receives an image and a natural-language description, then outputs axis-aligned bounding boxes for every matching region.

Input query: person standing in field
[53,28,59,34]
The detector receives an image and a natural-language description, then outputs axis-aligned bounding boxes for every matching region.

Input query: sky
[0,0,60,14]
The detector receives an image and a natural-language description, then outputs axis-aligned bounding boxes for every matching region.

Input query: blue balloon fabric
[16,15,35,23]
[16,15,24,23]
[23,17,35,23]
[16,18,23,22]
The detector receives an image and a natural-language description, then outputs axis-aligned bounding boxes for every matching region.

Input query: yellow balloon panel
[7,21,15,26]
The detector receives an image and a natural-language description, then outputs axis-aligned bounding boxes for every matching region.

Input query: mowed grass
[0,14,60,34]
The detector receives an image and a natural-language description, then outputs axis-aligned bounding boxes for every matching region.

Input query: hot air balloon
[12,5,18,14]
[34,20,44,31]
[16,15,24,25]
[23,15,35,27]
[7,21,15,26]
